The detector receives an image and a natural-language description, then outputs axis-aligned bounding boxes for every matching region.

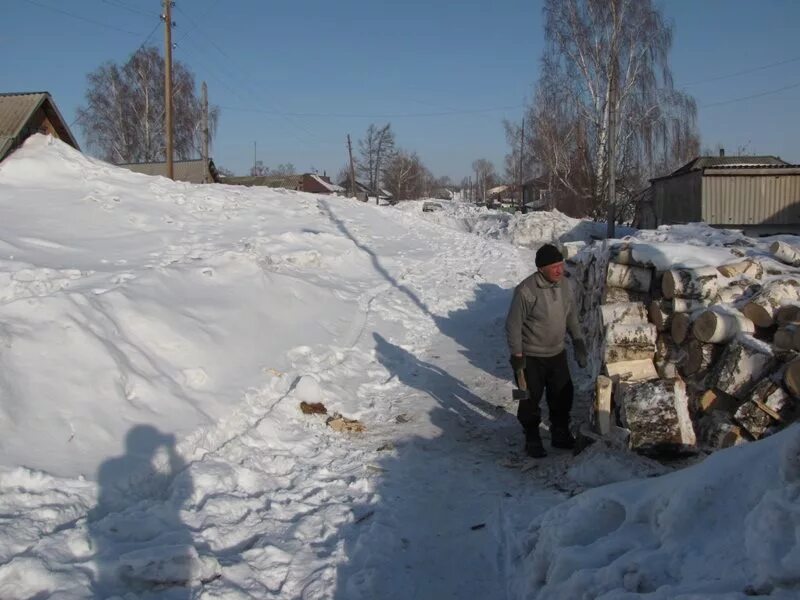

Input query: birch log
[615,378,696,449]
[775,304,800,326]
[673,298,707,313]
[743,280,800,327]
[683,339,723,377]
[770,241,800,267]
[734,401,773,439]
[774,324,799,351]
[604,345,656,363]
[699,411,748,449]
[600,302,648,327]
[707,337,775,399]
[603,287,649,304]
[784,358,800,399]
[649,300,672,332]
[606,262,653,293]
[662,267,720,300]
[717,259,764,279]
[605,322,658,347]
[604,359,658,382]
[699,389,742,414]
[671,312,693,345]
[692,309,755,343]
[595,375,613,436]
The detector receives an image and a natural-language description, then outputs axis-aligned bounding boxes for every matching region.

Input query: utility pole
[346,134,357,201]
[253,141,257,175]
[607,60,617,239]
[518,117,525,212]
[201,81,209,183]
[162,0,175,180]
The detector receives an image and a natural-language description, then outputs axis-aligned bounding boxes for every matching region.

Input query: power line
[20,0,145,36]
[701,80,800,108]
[680,56,800,87]
[99,0,158,19]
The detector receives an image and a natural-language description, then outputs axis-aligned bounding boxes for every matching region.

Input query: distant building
[522,176,551,211]
[118,159,220,183]
[225,173,345,195]
[0,91,79,162]
[638,150,800,234]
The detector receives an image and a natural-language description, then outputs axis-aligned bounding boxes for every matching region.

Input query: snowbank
[508,424,800,599]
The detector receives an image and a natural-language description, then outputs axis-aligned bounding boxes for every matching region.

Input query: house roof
[117,159,220,183]
[222,174,303,188]
[0,91,79,160]
[665,155,791,178]
[309,174,344,193]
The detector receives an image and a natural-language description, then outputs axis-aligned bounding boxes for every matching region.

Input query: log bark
[714,287,745,305]
[707,336,776,400]
[600,302,648,327]
[662,267,720,300]
[604,358,658,382]
[648,299,672,332]
[672,298,707,313]
[606,262,653,293]
[698,410,748,449]
[734,401,773,439]
[784,357,800,399]
[655,333,682,363]
[655,359,678,379]
[605,322,658,347]
[717,259,764,279]
[603,287,649,304]
[776,304,800,326]
[692,309,755,344]
[671,312,693,345]
[604,344,655,363]
[743,280,800,327]
[595,375,613,436]
[615,378,696,450]
[770,241,800,267]
[683,339,723,377]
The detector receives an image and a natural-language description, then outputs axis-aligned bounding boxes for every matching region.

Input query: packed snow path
[0,137,579,599]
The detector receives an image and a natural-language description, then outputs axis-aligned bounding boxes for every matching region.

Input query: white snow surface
[0,136,798,599]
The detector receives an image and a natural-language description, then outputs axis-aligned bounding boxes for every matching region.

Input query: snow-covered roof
[310,174,344,193]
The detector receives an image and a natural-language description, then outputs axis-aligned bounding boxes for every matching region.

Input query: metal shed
[641,153,800,234]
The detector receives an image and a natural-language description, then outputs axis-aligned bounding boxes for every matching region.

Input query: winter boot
[524,428,547,458]
[550,426,576,450]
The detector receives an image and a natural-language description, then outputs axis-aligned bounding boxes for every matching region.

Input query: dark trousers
[517,351,573,433]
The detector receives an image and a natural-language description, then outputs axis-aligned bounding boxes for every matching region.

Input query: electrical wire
[701,80,800,108]
[680,56,800,87]
[99,0,158,19]
[20,0,145,36]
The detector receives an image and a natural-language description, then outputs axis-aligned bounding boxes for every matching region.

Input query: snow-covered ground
[0,136,797,599]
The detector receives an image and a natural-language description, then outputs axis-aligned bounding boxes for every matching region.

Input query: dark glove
[510,354,526,371]
[574,339,588,369]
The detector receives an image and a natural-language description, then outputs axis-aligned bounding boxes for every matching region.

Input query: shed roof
[309,173,344,193]
[222,174,303,188]
[670,155,789,176]
[0,92,79,160]
[117,159,220,183]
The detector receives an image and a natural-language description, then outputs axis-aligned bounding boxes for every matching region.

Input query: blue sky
[3,0,799,180]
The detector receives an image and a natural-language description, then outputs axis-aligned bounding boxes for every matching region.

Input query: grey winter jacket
[505,271,583,357]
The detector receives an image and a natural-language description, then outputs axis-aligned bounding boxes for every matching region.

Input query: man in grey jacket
[505,244,587,458]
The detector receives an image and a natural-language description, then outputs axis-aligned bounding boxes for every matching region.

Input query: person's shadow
[88,424,196,598]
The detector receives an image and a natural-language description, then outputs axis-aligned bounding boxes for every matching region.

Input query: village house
[118,159,220,183]
[637,150,800,234]
[226,172,345,195]
[0,92,79,162]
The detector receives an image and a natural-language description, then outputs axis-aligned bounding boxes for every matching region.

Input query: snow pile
[508,424,800,599]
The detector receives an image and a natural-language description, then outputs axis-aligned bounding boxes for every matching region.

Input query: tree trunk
[615,378,696,450]
[594,375,613,436]
[707,336,776,400]
[691,309,754,344]
[770,241,800,267]
[672,298,707,313]
[671,312,693,345]
[606,262,652,293]
[683,339,723,377]
[662,266,720,300]
[605,322,658,347]
[604,358,658,382]
[648,299,672,331]
[600,302,648,327]
[717,259,764,279]
[743,280,800,327]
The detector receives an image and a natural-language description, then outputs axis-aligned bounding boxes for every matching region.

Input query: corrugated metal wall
[653,172,702,224]
[702,174,800,225]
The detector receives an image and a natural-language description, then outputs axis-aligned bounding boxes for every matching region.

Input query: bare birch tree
[383,150,430,202]
[358,123,396,197]
[512,0,699,219]
[77,46,219,164]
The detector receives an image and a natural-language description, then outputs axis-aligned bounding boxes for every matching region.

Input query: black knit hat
[535,243,564,268]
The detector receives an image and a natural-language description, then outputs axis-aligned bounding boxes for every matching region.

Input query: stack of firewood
[578,239,800,455]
